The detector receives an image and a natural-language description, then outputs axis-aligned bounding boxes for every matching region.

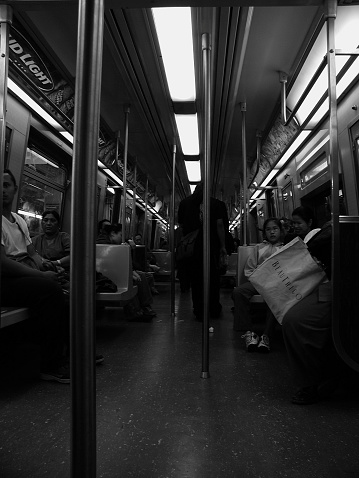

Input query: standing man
[1,169,69,383]
[177,183,228,320]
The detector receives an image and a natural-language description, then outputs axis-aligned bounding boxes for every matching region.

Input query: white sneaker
[257,334,270,353]
[241,331,259,352]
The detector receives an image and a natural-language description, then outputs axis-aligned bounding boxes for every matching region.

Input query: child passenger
[233,217,284,352]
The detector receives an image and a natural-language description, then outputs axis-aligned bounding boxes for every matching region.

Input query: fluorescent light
[9,78,75,144]
[107,187,115,195]
[189,184,196,194]
[276,131,311,169]
[8,79,60,129]
[18,209,42,219]
[59,131,73,143]
[152,7,196,101]
[287,6,359,127]
[98,161,106,168]
[297,133,329,170]
[337,57,359,97]
[103,168,123,186]
[175,114,199,155]
[26,148,59,168]
[261,169,280,188]
[185,160,201,182]
[250,190,262,200]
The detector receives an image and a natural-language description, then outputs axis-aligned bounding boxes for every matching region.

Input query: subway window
[18,147,67,236]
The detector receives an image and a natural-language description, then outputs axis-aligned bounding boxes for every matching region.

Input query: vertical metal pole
[239,178,243,245]
[115,130,121,167]
[143,176,149,245]
[70,1,104,477]
[170,144,176,316]
[122,106,130,243]
[114,130,121,223]
[0,6,12,298]
[240,102,248,246]
[325,0,340,348]
[201,33,211,379]
[130,159,137,238]
[279,72,288,124]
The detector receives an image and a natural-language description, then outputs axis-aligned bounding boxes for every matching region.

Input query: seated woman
[96,223,156,320]
[284,206,321,244]
[132,232,160,294]
[32,210,70,270]
[232,217,285,352]
[281,220,340,405]
[33,210,104,364]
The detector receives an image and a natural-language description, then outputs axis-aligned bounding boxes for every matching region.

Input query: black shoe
[96,354,104,365]
[142,306,157,317]
[40,364,70,384]
[291,386,319,405]
[129,314,153,322]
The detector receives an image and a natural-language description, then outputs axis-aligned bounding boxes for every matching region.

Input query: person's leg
[262,309,277,337]
[232,281,259,331]
[1,276,67,373]
[145,271,159,295]
[144,272,155,289]
[209,253,222,318]
[135,271,156,316]
[257,309,277,353]
[187,251,203,319]
[282,286,331,401]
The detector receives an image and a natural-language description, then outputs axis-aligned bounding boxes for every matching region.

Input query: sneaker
[257,334,270,353]
[241,331,259,352]
[40,364,70,384]
[142,306,157,317]
[96,354,104,365]
[291,386,319,405]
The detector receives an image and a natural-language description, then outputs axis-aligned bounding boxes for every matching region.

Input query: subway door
[332,119,359,372]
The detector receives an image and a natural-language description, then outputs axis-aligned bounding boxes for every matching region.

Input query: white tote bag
[248,237,327,324]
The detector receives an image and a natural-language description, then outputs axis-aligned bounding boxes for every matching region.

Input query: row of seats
[1,245,261,329]
[1,244,137,329]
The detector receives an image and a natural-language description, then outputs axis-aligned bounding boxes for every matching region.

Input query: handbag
[175,229,199,262]
[248,237,327,324]
[95,271,118,293]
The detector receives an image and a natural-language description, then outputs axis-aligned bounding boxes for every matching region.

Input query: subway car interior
[1,0,359,477]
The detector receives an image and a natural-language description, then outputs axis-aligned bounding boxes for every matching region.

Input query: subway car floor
[1,282,359,478]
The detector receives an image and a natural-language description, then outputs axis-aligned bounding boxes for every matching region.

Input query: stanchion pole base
[200,371,210,379]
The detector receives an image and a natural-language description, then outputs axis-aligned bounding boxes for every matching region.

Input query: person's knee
[38,278,66,307]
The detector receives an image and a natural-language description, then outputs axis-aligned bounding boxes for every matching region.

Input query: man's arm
[1,246,58,281]
[216,218,227,254]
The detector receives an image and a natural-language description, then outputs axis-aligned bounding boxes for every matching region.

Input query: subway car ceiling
[7,1,359,224]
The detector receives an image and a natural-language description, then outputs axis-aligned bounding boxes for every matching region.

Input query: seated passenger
[233,217,284,352]
[97,218,111,241]
[34,212,104,364]
[132,232,160,295]
[284,206,320,244]
[96,223,157,320]
[281,220,340,404]
[32,210,70,270]
[1,169,69,383]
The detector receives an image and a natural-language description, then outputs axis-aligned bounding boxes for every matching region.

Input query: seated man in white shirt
[1,169,69,383]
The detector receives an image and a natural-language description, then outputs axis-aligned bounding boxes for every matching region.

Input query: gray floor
[1,283,359,478]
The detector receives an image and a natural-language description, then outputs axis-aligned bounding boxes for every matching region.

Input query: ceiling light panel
[152,7,196,102]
